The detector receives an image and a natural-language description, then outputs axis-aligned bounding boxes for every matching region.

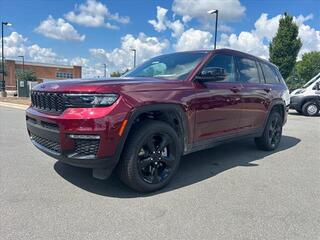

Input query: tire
[302,101,319,116]
[255,111,283,151]
[118,120,182,192]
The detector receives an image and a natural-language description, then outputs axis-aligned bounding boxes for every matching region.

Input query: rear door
[235,57,270,131]
[193,54,243,142]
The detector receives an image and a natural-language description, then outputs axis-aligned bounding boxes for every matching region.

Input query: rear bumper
[26,100,131,169]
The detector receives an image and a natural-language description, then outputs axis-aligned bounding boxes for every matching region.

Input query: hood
[32,77,189,93]
[290,88,304,96]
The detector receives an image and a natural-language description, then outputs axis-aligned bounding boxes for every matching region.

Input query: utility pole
[208,10,219,50]
[131,49,136,68]
[1,21,12,97]
[103,63,107,77]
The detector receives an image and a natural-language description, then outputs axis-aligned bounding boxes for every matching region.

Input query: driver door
[192,54,242,142]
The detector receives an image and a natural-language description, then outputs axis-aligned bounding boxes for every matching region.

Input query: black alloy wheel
[118,120,181,192]
[137,133,175,184]
[267,115,282,149]
[255,111,283,151]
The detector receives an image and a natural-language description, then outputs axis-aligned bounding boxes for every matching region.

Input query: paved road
[1,106,319,240]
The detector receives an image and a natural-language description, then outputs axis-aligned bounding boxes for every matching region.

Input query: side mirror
[196,67,226,82]
[316,82,320,91]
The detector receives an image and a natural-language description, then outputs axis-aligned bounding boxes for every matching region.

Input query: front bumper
[290,95,303,111]
[26,100,131,169]
[27,118,115,168]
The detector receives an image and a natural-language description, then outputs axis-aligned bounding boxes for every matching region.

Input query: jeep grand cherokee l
[26,49,290,192]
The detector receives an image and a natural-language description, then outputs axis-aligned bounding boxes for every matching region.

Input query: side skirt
[184,128,263,155]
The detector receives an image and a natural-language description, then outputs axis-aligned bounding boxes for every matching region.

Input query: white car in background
[290,73,320,116]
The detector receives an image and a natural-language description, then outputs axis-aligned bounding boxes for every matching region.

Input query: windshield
[124,52,207,80]
[302,73,320,88]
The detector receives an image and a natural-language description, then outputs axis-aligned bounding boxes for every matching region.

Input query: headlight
[296,89,305,94]
[65,93,119,107]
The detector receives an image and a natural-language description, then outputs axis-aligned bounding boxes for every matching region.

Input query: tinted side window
[236,57,260,83]
[204,54,235,82]
[261,63,279,84]
[274,67,284,83]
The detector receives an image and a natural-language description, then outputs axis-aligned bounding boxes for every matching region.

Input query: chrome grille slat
[31,91,65,113]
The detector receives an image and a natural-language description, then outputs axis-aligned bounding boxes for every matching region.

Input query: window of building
[236,57,260,83]
[261,63,279,84]
[202,54,236,82]
[56,72,73,78]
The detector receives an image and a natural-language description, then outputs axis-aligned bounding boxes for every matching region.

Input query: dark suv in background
[26,49,290,192]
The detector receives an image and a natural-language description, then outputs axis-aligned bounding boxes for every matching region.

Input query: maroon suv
[26,49,290,192]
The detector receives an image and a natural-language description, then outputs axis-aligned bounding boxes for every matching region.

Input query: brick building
[1,59,82,90]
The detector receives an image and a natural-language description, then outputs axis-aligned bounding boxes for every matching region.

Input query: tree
[110,71,122,77]
[286,68,302,91]
[16,69,37,82]
[269,13,302,79]
[296,51,320,83]
[110,69,129,77]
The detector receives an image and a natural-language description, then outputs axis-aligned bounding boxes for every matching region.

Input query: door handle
[230,87,241,93]
[264,88,272,93]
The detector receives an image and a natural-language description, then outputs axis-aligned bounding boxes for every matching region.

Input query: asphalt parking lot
[1,105,319,240]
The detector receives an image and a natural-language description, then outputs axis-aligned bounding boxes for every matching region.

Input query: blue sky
[0,0,319,76]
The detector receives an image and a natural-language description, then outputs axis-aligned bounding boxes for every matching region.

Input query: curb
[0,101,29,110]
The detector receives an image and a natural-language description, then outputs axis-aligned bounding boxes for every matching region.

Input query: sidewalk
[0,97,30,110]
[0,97,30,105]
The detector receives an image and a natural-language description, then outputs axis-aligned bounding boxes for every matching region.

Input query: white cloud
[35,15,85,41]
[90,33,169,73]
[172,0,246,23]
[65,0,129,29]
[168,19,185,38]
[28,44,61,63]
[0,32,60,63]
[174,28,212,51]
[294,15,320,57]
[220,32,268,58]
[254,13,281,41]
[219,13,320,59]
[149,6,185,38]
[149,6,168,32]
[70,57,89,66]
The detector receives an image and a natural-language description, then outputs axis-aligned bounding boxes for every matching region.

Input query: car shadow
[54,135,300,198]
[289,111,319,116]
[288,111,301,116]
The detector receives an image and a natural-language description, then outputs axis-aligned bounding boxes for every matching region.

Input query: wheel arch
[261,99,286,134]
[301,95,320,108]
[114,103,189,164]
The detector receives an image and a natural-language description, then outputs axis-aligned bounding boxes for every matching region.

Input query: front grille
[31,91,65,113]
[74,139,100,157]
[30,133,61,154]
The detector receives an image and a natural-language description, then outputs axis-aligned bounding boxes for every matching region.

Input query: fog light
[69,134,100,140]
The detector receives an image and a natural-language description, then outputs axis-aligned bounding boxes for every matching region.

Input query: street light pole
[1,22,12,96]
[1,21,12,97]
[103,63,107,77]
[18,55,24,72]
[131,49,136,68]
[208,10,219,50]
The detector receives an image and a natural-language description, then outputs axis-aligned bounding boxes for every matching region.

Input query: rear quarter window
[261,62,280,84]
